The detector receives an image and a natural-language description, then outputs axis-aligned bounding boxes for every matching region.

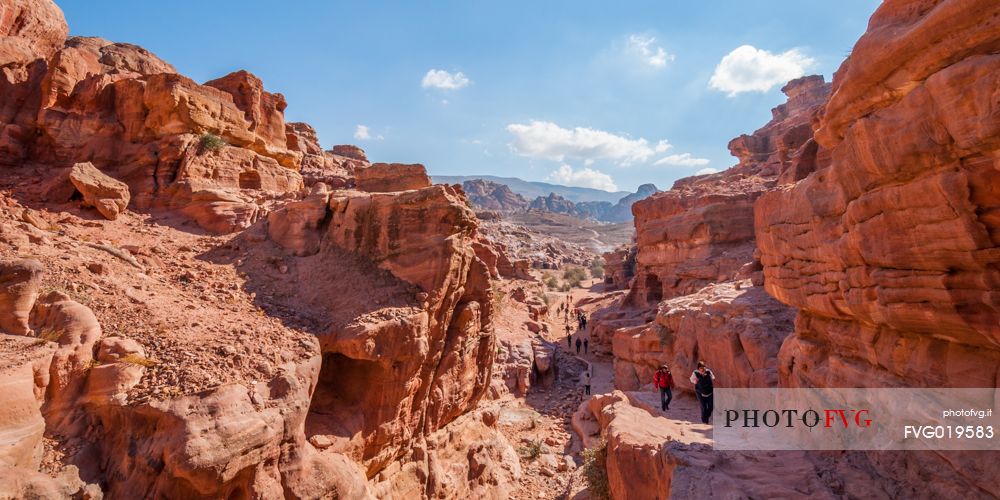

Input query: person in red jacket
[654,364,674,411]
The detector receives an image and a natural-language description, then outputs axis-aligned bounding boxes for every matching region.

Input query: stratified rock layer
[755,0,1000,388]
[1,9,307,233]
[613,282,794,393]
[265,183,498,478]
[627,75,829,307]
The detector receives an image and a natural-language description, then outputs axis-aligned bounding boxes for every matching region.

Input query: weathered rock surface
[755,0,1000,388]
[285,124,366,189]
[369,410,521,500]
[263,182,501,484]
[0,0,67,67]
[0,258,43,335]
[626,75,829,308]
[578,391,998,500]
[355,163,431,193]
[67,162,130,220]
[602,245,635,290]
[462,179,529,213]
[612,281,794,393]
[1,1,305,233]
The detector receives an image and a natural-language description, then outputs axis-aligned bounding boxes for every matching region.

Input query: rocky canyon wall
[0,0,518,498]
[755,0,1000,388]
[1,0,371,234]
[597,75,829,390]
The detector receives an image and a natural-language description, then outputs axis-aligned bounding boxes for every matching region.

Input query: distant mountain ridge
[446,176,659,222]
[432,174,629,203]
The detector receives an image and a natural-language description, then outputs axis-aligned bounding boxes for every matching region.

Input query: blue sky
[58,1,879,193]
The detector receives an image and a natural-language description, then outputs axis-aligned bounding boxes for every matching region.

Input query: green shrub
[590,258,605,279]
[199,132,227,153]
[582,439,610,500]
[518,439,544,461]
[546,276,559,289]
[563,266,587,288]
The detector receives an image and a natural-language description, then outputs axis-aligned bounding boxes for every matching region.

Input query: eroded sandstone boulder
[0,258,43,335]
[68,162,131,220]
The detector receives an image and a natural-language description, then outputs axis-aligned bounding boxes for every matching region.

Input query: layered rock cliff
[586,1,1000,498]
[593,76,829,381]
[626,75,829,308]
[0,0,379,235]
[756,0,1000,388]
[0,1,519,498]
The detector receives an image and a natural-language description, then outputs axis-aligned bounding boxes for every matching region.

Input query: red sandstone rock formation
[601,245,635,290]
[285,123,366,188]
[263,182,500,481]
[1,2,307,233]
[612,282,794,393]
[0,2,521,497]
[755,0,1000,389]
[67,161,130,220]
[355,163,432,193]
[626,75,829,308]
[590,75,828,381]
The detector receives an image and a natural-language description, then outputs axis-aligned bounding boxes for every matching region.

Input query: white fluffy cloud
[546,164,618,192]
[354,124,382,141]
[627,35,674,68]
[506,121,669,166]
[653,153,710,167]
[695,167,720,175]
[354,125,371,140]
[421,69,471,90]
[709,45,814,96]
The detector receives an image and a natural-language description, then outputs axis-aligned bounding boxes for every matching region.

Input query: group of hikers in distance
[560,303,589,355]
[558,295,715,423]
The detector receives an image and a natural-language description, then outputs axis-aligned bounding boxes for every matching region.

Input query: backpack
[695,371,713,395]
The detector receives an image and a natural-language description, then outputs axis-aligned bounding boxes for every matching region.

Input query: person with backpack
[689,361,715,424]
[580,368,591,395]
[653,364,674,411]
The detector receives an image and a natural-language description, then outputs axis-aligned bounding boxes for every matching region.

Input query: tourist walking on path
[566,327,572,348]
[689,361,715,424]
[654,365,674,411]
[583,338,589,355]
[575,337,582,354]
[581,368,592,395]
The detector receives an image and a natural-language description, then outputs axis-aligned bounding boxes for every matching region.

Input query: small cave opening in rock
[305,352,383,449]
[238,171,262,190]
[645,273,663,303]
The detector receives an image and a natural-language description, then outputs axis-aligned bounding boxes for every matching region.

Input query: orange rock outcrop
[756,0,1000,388]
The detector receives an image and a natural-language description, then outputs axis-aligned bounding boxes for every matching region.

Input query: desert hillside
[0,0,997,499]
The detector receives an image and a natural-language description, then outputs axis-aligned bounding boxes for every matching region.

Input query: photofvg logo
[723,408,872,429]
[712,388,999,451]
